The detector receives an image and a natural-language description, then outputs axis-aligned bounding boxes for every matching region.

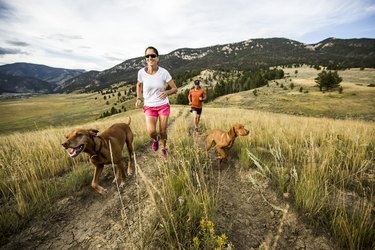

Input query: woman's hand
[135,98,142,108]
[159,91,169,100]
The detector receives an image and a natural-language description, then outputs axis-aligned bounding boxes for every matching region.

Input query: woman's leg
[159,115,169,148]
[145,116,158,140]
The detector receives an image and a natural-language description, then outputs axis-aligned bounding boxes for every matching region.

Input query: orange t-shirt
[189,88,206,108]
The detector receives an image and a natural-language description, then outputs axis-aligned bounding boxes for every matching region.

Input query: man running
[188,80,206,132]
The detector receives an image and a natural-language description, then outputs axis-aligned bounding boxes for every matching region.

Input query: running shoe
[161,147,168,157]
[151,135,160,152]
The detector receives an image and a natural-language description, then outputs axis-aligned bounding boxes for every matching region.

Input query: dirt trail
[4,108,339,250]
[3,109,187,250]
[191,128,338,250]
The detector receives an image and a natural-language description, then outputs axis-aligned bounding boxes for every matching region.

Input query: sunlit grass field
[212,67,375,121]
[1,67,374,135]
[0,67,374,248]
[0,92,136,134]
[0,110,150,239]
[0,106,374,249]
[202,107,374,249]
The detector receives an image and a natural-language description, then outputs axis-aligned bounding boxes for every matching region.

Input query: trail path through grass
[4,107,339,249]
[192,123,338,249]
[2,109,186,249]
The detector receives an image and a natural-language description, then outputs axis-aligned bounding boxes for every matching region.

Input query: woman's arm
[135,81,143,107]
[160,79,178,100]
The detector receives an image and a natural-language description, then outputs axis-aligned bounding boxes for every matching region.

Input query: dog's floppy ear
[88,129,99,136]
[228,126,236,138]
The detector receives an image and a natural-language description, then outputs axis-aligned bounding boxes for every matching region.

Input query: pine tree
[315,70,343,91]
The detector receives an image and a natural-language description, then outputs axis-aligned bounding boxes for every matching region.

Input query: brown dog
[206,123,249,166]
[62,117,134,194]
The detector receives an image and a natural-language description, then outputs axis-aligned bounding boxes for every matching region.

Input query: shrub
[315,70,342,91]
[192,218,233,250]
[338,86,343,94]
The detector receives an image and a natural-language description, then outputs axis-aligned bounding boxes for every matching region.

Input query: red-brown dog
[62,117,134,194]
[206,123,249,166]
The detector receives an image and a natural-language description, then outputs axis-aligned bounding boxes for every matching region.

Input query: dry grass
[136,109,222,248]
[201,107,375,249]
[0,92,374,248]
[0,110,149,243]
[211,67,375,121]
[0,91,137,134]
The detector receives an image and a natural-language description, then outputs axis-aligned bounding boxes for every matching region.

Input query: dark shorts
[190,107,202,115]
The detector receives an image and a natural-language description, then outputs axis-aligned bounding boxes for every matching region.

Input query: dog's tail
[126,116,131,125]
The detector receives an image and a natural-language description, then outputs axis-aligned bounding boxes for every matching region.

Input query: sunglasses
[145,54,157,59]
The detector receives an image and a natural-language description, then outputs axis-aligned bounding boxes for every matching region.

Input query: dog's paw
[95,186,107,194]
[127,169,133,176]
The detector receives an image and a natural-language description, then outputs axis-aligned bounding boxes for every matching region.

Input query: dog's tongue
[68,145,84,157]
[68,149,79,157]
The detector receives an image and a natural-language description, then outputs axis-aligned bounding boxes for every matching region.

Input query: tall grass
[202,107,375,249]
[1,105,374,249]
[0,110,148,244]
[136,110,229,249]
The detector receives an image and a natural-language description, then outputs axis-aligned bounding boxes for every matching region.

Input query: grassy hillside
[0,66,373,248]
[201,107,374,249]
[1,67,374,135]
[210,67,375,121]
[0,106,373,249]
[0,88,136,134]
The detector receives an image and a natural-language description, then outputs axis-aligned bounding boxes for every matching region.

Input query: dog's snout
[240,128,249,136]
[62,141,69,148]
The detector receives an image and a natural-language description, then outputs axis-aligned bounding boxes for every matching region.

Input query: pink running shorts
[143,103,170,117]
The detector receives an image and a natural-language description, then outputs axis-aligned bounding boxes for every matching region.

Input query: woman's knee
[147,128,157,138]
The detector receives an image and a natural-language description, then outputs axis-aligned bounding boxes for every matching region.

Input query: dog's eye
[74,132,83,137]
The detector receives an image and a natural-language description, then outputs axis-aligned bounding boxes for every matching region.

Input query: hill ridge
[1,37,374,94]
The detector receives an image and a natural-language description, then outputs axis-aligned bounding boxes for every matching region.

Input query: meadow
[0,67,374,249]
[202,108,374,249]
[0,89,136,134]
[212,67,375,121]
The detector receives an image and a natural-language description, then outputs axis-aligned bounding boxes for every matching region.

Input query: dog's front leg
[92,165,107,194]
[215,146,227,170]
[215,146,227,160]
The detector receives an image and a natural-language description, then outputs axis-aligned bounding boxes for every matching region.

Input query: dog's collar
[229,127,237,138]
[90,136,103,159]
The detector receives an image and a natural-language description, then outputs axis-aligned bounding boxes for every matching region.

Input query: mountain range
[1,37,374,94]
[0,63,85,94]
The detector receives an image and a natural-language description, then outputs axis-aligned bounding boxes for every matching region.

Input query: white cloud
[0,0,374,71]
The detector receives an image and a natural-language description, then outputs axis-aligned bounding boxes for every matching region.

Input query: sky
[0,0,374,71]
